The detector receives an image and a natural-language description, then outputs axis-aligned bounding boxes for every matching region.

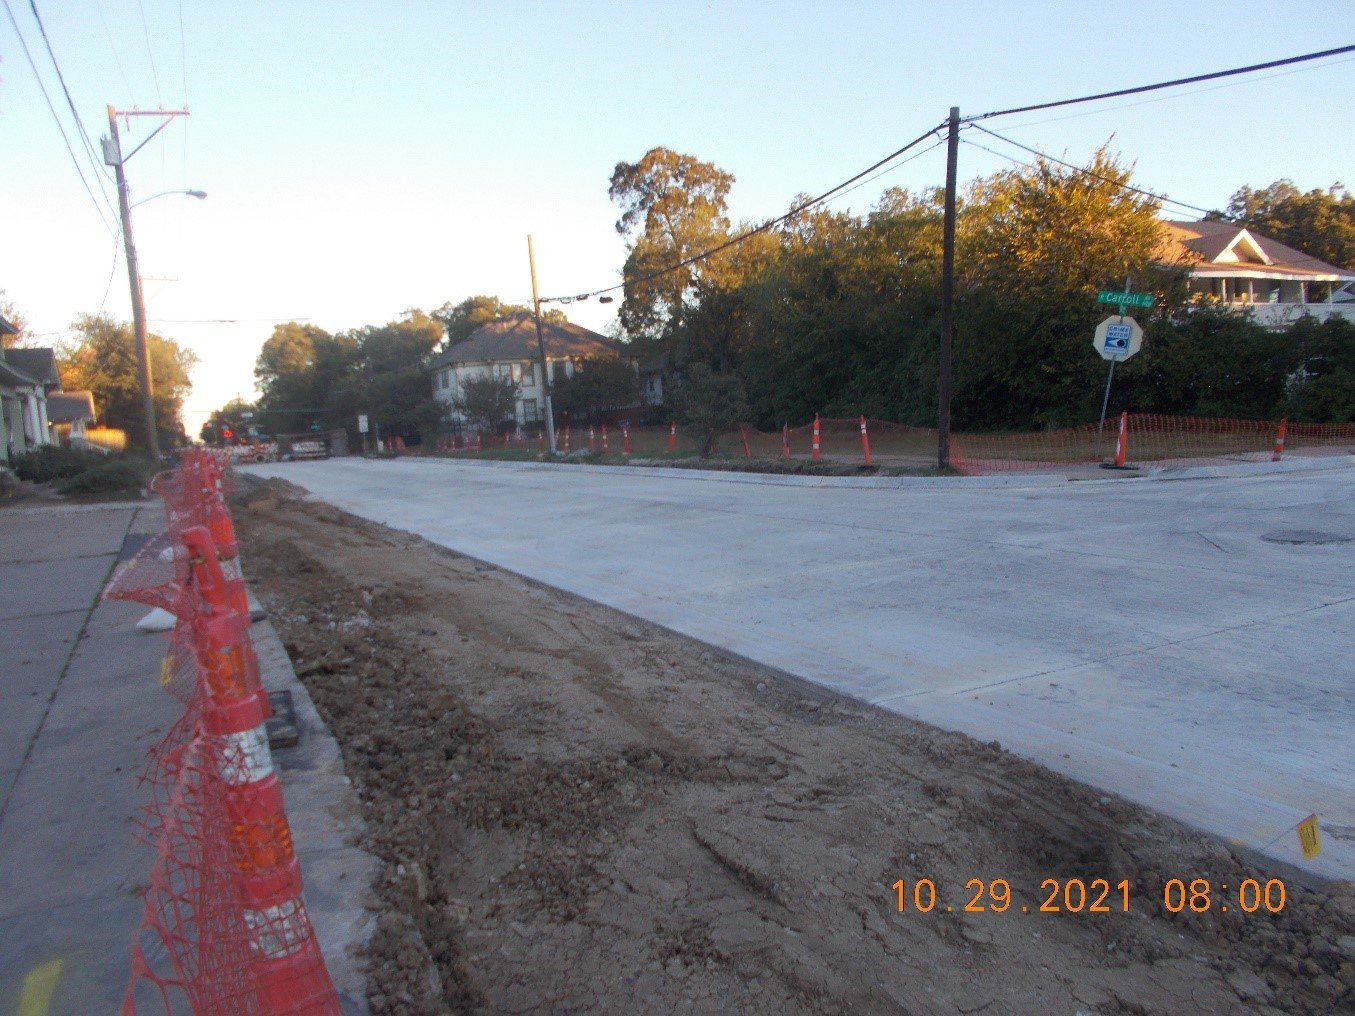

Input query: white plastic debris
[136,607,177,632]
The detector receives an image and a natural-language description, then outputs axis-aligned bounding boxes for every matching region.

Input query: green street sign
[1098,290,1154,308]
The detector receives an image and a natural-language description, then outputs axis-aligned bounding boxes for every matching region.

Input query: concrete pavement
[245,456,1355,883]
[0,501,375,1014]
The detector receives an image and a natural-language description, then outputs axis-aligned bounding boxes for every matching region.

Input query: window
[495,363,511,382]
[510,362,524,384]
[552,359,568,381]
[521,399,538,423]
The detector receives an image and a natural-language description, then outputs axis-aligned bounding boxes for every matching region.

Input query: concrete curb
[374,455,1071,489]
[250,614,378,1014]
[360,450,1353,489]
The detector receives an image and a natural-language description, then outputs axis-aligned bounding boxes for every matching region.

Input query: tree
[254,322,358,433]
[0,290,30,349]
[432,295,564,349]
[456,374,519,434]
[609,148,735,343]
[59,314,197,450]
[550,355,641,425]
[667,363,749,457]
[330,310,446,442]
[1222,180,1355,271]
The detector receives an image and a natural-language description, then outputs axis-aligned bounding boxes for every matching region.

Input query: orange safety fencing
[106,448,341,1015]
[421,414,1352,476]
[949,415,1355,475]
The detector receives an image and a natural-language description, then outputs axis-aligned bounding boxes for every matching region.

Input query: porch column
[0,396,10,465]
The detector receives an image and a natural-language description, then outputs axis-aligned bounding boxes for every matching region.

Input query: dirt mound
[234,476,1353,1015]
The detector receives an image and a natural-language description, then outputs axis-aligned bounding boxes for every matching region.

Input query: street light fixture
[131,189,207,208]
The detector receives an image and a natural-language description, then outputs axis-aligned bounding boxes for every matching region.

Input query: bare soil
[232,477,1353,1016]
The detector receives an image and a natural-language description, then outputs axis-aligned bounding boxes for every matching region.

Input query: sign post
[1092,279,1147,455]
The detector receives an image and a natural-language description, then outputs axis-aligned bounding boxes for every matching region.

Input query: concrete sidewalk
[0,501,375,1014]
[245,456,1355,884]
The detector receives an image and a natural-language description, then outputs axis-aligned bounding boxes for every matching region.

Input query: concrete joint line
[0,511,138,826]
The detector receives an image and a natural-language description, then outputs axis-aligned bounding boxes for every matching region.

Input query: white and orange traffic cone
[811,414,821,462]
[1272,418,1287,462]
[859,415,872,466]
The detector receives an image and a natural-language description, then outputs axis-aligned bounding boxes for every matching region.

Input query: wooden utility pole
[937,105,960,472]
[104,106,189,461]
[527,235,557,454]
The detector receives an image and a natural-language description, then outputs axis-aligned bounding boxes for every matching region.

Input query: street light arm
[131,189,207,208]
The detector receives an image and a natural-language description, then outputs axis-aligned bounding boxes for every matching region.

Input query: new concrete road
[246,457,1355,882]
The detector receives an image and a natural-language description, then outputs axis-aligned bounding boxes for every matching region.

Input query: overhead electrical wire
[543,44,1353,308]
[27,0,120,220]
[968,43,1355,122]
[995,54,1355,132]
[817,137,948,207]
[963,122,1218,218]
[136,0,162,103]
[94,0,133,97]
[542,121,948,303]
[2,0,117,237]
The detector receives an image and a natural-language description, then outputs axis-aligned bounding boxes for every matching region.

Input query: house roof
[0,359,40,387]
[1160,220,1355,281]
[3,347,61,386]
[46,390,96,423]
[0,316,18,336]
[428,313,623,369]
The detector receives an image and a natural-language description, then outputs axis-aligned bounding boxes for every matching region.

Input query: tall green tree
[1222,180,1355,270]
[609,147,735,344]
[550,355,640,425]
[59,314,197,450]
[330,310,446,441]
[254,322,359,433]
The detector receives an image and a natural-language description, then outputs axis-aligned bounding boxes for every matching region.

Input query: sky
[3,1,1352,438]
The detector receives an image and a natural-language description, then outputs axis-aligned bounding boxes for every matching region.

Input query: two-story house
[429,313,636,428]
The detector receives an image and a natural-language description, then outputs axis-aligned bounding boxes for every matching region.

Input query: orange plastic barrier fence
[424,415,1352,475]
[106,449,341,1015]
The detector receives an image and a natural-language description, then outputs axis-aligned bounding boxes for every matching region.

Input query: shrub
[55,457,155,497]
[11,445,108,483]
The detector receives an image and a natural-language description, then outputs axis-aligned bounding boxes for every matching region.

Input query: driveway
[243,457,1355,881]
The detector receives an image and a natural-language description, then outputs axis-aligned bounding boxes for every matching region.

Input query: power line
[1,0,117,236]
[995,55,1355,133]
[136,0,162,103]
[93,0,133,97]
[969,43,1355,122]
[963,122,1217,218]
[543,121,948,303]
[26,0,120,218]
[817,137,948,207]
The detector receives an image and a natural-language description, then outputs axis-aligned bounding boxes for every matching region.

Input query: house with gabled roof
[429,313,640,428]
[1160,220,1355,326]
[0,318,55,465]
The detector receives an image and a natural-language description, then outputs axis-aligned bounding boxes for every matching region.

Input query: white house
[1160,220,1355,327]
[429,314,639,428]
[0,326,59,466]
